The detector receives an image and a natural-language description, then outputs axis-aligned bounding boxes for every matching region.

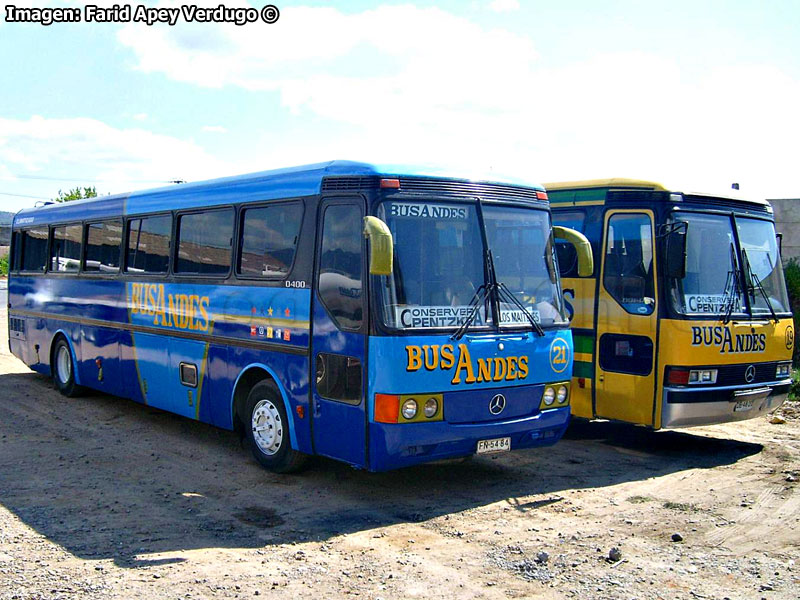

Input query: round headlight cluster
[556,385,568,404]
[542,387,555,406]
[423,397,439,418]
[402,398,418,420]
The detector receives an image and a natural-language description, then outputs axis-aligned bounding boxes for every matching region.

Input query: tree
[53,186,97,203]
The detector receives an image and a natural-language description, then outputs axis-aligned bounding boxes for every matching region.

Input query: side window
[553,210,586,278]
[50,224,82,272]
[10,231,18,271]
[318,204,363,330]
[126,215,172,274]
[176,208,234,275]
[84,220,122,272]
[238,202,304,277]
[20,227,49,272]
[603,213,654,315]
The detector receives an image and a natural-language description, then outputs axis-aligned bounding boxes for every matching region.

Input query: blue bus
[7,161,591,472]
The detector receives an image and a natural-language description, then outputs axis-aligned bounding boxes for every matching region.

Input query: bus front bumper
[367,406,570,472]
[661,381,790,429]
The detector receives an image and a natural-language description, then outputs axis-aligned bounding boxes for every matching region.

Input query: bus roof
[13,160,546,226]
[545,178,670,192]
[544,178,770,208]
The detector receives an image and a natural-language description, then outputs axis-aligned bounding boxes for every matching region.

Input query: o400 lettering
[285,280,307,289]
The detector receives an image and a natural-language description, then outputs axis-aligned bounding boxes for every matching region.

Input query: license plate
[477,437,511,454]
[734,398,754,412]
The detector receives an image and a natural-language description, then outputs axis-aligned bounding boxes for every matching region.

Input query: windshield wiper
[722,242,742,324]
[741,248,779,323]
[451,251,545,340]
[451,281,492,341]
[496,277,544,337]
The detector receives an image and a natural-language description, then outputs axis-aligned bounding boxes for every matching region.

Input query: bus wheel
[52,338,83,397]
[244,380,307,474]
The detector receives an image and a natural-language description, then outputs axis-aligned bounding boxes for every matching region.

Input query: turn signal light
[380,178,401,189]
[375,394,400,423]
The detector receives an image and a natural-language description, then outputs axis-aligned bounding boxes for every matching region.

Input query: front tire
[52,338,83,397]
[244,380,307,473]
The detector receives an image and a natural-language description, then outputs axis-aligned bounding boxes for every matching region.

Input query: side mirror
[664,226,688,279]
[363,216,393,276]
[553,226,593,277]
[776,232,783,257]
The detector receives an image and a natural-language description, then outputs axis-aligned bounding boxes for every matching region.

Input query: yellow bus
[547,179,794,429]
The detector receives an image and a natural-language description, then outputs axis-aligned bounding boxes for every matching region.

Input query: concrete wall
[770,198,800,264]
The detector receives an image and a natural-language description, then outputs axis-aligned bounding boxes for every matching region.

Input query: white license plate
[477,437,511,454]
[734,398,754,412]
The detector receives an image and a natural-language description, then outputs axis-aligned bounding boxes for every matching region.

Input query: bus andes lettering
[690,326,766,354]
[129,282,211,332]
[406,343,529,384]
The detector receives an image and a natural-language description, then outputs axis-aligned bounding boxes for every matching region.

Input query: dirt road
[1,305,797,599]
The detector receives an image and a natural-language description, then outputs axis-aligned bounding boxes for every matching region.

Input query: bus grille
[714,362,782,386]
[10,317,25,333]
[321,176,546,203]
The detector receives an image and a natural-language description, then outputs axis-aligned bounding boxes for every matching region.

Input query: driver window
[318,204,363,330]
[603,213,654,315]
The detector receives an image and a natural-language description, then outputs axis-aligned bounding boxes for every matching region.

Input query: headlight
[688,369,717,384]
[543,387,555,406]
[777,363,792,378]
[556,385,568,404]
[401,398,418,420]
[423,397,438,418]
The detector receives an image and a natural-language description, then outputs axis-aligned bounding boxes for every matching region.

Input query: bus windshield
[377,200,565,331]
[737,217,790,315]
[668,212,790,317]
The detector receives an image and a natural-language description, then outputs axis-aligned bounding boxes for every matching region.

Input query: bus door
[311,199,368,467]
[595,210,658,425]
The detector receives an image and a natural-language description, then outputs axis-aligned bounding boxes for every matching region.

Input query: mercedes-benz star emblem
[489,394,506,415]
[744,365,756,383]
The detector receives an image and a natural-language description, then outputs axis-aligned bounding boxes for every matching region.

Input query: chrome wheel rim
[56,345,72,385]
[251,399,283,456]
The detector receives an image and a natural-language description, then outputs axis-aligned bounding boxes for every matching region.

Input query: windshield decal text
[684,295,742,313]
[388,203,468,219]
[395,306,540,329]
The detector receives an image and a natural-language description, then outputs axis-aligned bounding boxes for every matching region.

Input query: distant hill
[0,211,14,226]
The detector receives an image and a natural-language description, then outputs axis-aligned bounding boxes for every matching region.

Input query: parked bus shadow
[0,372,763,568]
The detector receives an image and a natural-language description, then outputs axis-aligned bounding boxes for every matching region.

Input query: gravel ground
[0,304,798,600]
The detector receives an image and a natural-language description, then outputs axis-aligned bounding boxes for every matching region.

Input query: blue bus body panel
[8,277,314,453]
[366,330,573,471]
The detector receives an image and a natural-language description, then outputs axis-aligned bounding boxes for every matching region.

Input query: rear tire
[244,380,307,474]
[52,338,83,397]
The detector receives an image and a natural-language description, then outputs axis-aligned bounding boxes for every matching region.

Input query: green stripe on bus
[573,360,594,379]
[573,335,595,354]
[549,189,607,204]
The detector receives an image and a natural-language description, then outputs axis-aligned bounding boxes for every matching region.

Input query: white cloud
[488,0,520,12]
[132,113,148,121]
[201,125,227,133]
[0,116,232,205]
[110,4,800,200]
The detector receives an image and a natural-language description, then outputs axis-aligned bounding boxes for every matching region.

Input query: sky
[1,0,800,212]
